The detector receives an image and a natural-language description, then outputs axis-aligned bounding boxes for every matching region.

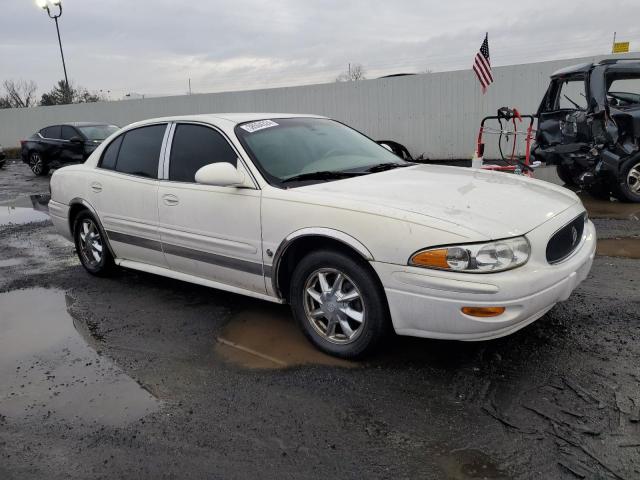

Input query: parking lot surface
[1,160,639,479]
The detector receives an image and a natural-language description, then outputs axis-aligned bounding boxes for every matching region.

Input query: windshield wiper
[281,170,366,184]
[365,162,411,173]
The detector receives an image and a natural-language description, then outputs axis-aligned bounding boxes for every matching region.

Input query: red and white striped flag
[473,33,493,94]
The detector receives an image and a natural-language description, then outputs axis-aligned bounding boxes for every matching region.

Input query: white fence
[0,53,633,159]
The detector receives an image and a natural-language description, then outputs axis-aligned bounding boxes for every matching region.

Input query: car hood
[298,164,580,239]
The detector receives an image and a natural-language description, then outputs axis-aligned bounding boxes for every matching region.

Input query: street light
[37,0,70,102]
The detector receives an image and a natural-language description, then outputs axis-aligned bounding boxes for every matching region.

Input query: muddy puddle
[0,288,158,425]
[596,237,640,259]
[0,194,51,226]
[433,446,507,479]
[579,193,640,220]
[215,303,355,369]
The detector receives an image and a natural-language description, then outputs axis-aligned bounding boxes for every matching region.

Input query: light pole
[36,0,70,102]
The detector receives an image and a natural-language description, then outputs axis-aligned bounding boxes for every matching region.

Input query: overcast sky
[2,0,640,100]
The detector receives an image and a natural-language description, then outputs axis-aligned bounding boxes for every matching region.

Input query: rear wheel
[289,249,390,359]
[73,211,115,276]
[29,152,49,176]
[613,156,640,203]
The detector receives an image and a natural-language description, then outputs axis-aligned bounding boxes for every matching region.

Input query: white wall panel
[0,53,633,159]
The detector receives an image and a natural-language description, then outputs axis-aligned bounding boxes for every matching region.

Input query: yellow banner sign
[613,41,630,53]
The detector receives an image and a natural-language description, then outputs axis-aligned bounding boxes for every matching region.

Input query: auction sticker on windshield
[240,120,279,133]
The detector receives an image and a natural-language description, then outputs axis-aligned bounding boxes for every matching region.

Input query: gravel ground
[0,160,639,480]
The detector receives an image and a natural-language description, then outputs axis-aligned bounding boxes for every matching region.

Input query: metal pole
[53,15,70,101]
[612,32,617,54]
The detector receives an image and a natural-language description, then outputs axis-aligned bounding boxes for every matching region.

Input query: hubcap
[30,153,42,174]
[303,268,365,345]
[627,162,640,194]
[78,219,103,267]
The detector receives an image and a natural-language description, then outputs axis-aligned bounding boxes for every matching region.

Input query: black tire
[289,249,390,359]
[613,156,640,203]
[29,151,49,176]
[73,210,115,276]
[556,164,577,187]
[585,182,612,200]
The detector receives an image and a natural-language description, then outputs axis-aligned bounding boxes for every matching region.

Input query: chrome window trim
[158,122,174,179]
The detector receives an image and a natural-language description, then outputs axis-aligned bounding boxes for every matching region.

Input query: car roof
[550,62,594,78]
[126,113,328,129]
[42,122,117,128]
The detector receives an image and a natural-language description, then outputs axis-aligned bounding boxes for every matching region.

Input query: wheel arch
[271,228,376,301]
[68,198,117,259]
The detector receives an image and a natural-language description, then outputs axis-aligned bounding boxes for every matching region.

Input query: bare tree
[336,63,366,82]
[0,79,38,108]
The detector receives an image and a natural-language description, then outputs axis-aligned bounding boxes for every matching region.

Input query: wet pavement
[1,160,639,479]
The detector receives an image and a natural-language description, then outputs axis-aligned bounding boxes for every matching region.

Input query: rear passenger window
[169,124,237,182]
[42,125,61,139]
[114,124,166,178]
[100,135,123,170]
[61,126,78,140]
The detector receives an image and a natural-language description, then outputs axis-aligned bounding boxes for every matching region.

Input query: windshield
[78,125,119,141]
[235,118,406,187]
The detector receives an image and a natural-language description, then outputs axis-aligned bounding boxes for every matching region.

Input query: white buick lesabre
[49,114,596,358]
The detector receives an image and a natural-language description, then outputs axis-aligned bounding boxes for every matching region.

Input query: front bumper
[372,208,596,341]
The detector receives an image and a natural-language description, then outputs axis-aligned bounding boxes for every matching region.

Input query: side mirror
[69,136,84,143]
[195,162,246,187]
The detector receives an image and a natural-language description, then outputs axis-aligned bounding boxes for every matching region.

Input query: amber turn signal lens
[461,306,506,317]
[411,249,449,269]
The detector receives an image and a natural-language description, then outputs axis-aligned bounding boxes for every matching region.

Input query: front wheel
[613,156,640,203]
[73,211,115,276]
[289,249,390,359]
[556,164,577,187]
[29,152,49,176]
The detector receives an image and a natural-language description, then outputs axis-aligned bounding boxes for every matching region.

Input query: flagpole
[612,32,616,54]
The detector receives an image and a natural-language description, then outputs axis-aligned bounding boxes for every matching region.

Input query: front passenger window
[169,124,238,182]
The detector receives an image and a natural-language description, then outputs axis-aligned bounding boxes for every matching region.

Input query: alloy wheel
[627,161,640,194]
[29,153,43,175]
[303,268,365,344]
[78,218,103,267]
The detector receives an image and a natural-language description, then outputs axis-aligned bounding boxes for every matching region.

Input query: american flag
[473,33,493,93]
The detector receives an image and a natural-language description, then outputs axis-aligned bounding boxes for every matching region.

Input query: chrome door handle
[162,194,179,206]
[90,182,102,193]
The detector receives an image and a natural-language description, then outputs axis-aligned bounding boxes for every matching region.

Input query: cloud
[1,0,639,99]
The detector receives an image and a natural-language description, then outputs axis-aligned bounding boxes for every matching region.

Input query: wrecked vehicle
[532,58,640,202]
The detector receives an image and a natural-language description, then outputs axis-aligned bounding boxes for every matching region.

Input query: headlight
[410,236,530,273]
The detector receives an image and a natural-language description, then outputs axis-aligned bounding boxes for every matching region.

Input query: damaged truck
[532,58,640,202]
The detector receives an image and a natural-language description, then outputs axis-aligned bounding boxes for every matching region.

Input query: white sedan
[49,113,596,358]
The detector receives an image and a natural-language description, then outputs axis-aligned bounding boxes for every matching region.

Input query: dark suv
[21,122,118,176]
[532,59,640,202]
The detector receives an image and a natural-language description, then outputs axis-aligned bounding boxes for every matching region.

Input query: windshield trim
[234,117,407,189]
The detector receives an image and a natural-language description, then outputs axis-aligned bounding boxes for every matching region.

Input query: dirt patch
[433,446,507,479]
[215,303,355,369]
[596,237,640,259]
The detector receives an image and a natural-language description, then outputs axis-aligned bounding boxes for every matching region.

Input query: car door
[40,125,64,161]
[157,122,265,293]
[60,125,85,164]
[88,123,169,267]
